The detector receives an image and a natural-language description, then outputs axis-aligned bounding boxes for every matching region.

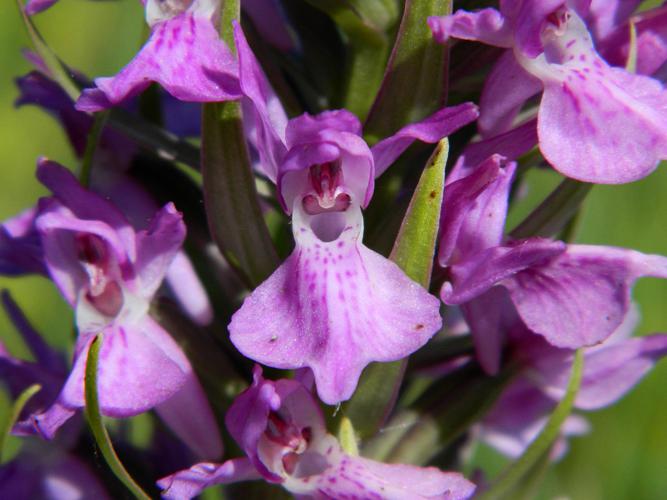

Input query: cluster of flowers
[2,0,667,498]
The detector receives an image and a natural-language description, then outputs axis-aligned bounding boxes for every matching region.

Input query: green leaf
[84,335,151,500]
[0,383,41,462]
[389,138,449,285]
[478,350,584,500]
[510,178,592,239]
[201,0,279,286]
[201,101,280,287]
[364,0,451,142]
[341,139,448,439]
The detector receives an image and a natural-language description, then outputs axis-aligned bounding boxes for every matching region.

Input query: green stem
[84,335,151,500]
[0,383,41,462]
[478,350,584,500]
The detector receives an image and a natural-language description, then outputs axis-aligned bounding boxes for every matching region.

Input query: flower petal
[503,245,667,348]
[371,103,479,177]
[159,459,260,500]
[230,205,442,404]
[76,12,241,111]
[428,9,513,48]
[58,318,189,417]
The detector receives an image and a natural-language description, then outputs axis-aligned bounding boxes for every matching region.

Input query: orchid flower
[227,24,479,404]
[479,304,667,460]
[158,366,476,499]
[4,160,222,460]
[438,154,667,374]
[429,0,667,183]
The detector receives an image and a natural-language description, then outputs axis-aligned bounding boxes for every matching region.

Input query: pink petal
[76,12,241,112]
[230,206,442,404]
[503,245,667,348]
[158,458,260,500]
[59,318,189,417]
[428,9,514,48]
[371,103,479,177]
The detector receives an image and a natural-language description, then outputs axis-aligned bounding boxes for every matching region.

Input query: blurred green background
[0,1,665,498]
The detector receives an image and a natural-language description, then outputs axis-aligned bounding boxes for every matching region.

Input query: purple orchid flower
[438,154,667,374]
[76,0,241,112]
[227,24,479,404]
[14,63,214,326]
[158,366,476,499]
[479,304,667,460]
[6,159,222,460]
[429,0,667,184]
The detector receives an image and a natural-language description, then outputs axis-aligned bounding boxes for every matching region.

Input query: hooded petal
[36,159,136,258]
[439,155,515,265]
[280,111,374,209]
[502,245,667,348]
[230,205,442,404]
[76,9,241,112]
[134,202,186,299]
[370,103,480,177]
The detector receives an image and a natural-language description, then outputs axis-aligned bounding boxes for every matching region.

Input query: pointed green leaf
[84,335,151,500]
[478,350,584,500]
[364,0,451,142]
[341,139,448,439]
[0,383,41,462]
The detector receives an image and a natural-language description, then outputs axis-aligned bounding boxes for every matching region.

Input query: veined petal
[442,239,567,305]
[286,434,476,499]
[503,245,667,348]
[534,334,667,409]
[521,12,667,183]
[58,318,189,417]
[76,12,241,112]
[230,204,442,404]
